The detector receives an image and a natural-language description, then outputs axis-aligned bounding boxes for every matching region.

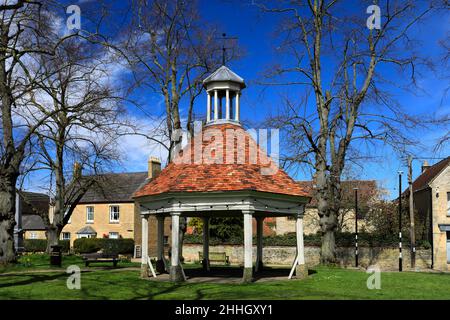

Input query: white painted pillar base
[243,210,254,283]
[170,212,184,282]
[296,207,307,279]
[141,216,149,277]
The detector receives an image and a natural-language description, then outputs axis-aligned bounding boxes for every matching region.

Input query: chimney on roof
[73,162,82,179]
[422,160,430,173]
[148,156,161,179]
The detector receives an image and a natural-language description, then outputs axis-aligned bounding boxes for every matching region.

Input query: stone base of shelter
[170,265,184,282]
[242,267,254,283]
[296,264,308,279]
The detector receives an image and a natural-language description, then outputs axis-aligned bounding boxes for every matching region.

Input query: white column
[235,92,240,121]
[141,216,148,265]
[157,216,164,261]
[214,90,218,120]
[202,216,210,271]
[225,89,230,119]
[171,213,180,267]
[256,217,264,272]
[206,92,211,122]
[296,214,305,266]
[243,210,253,269]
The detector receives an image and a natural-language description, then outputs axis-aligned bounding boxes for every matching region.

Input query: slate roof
[79,172,149,203]
[19,191,50,215]
[76,226,97,235]
[408,157,450,193]
[134,123,309,198]
[203,65,246,88]
[22,214,46,231]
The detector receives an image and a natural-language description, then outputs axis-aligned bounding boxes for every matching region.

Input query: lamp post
[354,187,359,268]
[398,171,403,272]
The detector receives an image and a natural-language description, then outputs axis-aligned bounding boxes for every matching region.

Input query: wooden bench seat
[82,253,119,267]
[198,252,230,265]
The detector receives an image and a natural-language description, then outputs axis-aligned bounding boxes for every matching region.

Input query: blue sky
[23,0,449,199]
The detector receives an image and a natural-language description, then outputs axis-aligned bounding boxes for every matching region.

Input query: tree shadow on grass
[0,273,67,289]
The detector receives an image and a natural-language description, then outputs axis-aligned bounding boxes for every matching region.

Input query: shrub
[73,238,134,254]
[23,239,47,252]
[23,239,70,253]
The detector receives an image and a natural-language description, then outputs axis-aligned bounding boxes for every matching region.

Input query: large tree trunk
[321,230,336,264]
[0,173,17,264]
[46,226,60,253]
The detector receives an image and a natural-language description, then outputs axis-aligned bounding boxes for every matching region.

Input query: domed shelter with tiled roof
[134,65,311,283]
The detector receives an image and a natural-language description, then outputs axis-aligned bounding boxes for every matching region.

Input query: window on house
[164,236,169,245]
[29,232,37,239]
[86,206,94,223]
[61,232,71,240]
[109,205,120,223]
[447,192,450,217]
[109,232,119,239]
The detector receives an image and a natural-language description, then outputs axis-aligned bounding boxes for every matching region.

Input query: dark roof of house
[19,191,50,216]
[297,180,378,208]
[408,157,450,193]
[79,172,149,203]
[76,226,97,235]
[22,214,46,231]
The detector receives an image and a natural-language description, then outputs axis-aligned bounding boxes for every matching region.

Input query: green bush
[23,239,47,252]
[23,239,70,253]
[73,238,134,254]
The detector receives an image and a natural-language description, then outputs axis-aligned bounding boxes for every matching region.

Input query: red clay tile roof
[409,157,450,193]
[134,123,309,198]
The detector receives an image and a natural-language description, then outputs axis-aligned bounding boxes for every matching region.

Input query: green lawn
[1,254,450,300]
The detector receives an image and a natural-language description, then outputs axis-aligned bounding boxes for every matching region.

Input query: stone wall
[183,244,432,271]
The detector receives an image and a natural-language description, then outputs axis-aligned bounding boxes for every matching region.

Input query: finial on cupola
[203,65,246,125]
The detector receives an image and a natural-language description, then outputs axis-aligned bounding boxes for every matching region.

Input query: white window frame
[61,232,71,240]
[447,192,450,217]
[109,232,119,239]
[109,205,120,223]
[30,232,37,239]
[86,206,94,223]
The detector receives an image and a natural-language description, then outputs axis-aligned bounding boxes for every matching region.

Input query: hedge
[23,239,70,253]
[184,232,431,249]
[73,238,135,254]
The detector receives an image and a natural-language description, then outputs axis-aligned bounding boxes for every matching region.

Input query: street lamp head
[398,171,403,175]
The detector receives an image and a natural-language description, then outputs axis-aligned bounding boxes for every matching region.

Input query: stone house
[61,158,171,257]
[408,157,450,271]
[275,180,379,235]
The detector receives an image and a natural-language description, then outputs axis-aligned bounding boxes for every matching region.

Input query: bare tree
[0,1,68,264]
[120,0,238,160]
[259,0,448,263]
[29,38,124,251]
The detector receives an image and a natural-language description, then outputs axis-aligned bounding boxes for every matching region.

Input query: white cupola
[203,65,246,125]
